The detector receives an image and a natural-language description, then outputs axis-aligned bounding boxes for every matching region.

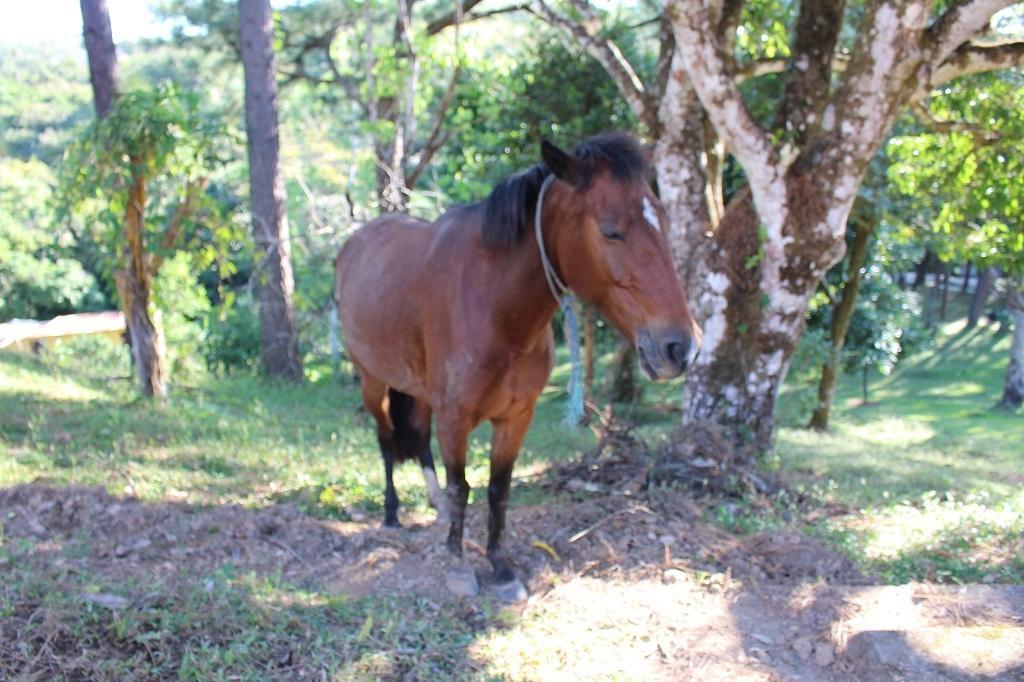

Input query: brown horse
[335,133,698,601]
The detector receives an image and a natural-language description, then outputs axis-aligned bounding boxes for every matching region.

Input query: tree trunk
[239,0,303,381]
[968,267,998,328]
[961,261,972,294]
[679,167,855,457]
[809,203,875,431]
[610,339,641,404]
[913,251,933,290]
[79,0,118,118]
[998,282,1024,409]
[582,304,596,401]
[115,169,167,398]
[940,263,950,321]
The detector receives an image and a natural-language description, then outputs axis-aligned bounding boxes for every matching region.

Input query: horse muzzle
[636,328,697,381]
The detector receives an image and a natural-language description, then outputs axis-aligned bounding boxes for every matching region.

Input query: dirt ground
[1,478,1022,681]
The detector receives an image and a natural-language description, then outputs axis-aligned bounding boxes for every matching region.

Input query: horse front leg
[486,408,534,603]
[437,415,477,596]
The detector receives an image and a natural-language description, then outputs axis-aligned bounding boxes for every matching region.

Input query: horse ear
[541,139,580,186]
[641,142,655,164]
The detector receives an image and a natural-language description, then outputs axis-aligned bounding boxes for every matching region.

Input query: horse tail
[387,388,419,462]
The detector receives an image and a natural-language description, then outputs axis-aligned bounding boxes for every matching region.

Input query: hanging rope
[535,174,584,427]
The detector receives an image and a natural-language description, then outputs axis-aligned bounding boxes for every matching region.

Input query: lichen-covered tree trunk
[115,170,167,398]
[679,167,855,455]
[239,0,303,381]
[999,281,1024,409]
[668,0,953,458]
[809,205,875,431]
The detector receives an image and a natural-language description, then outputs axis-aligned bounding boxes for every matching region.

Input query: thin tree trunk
[79,0,118,118]
[968,267,998,328]
[79,0,167,398]
[582,304,595,402]
[610,339,640,404]
[239,0,303,381]
[115,168,167,398]
[913,251,932,290]
[809,204,874,431]
[940,263,950,321]
[999,282,1024,409]
[961,261,972,294]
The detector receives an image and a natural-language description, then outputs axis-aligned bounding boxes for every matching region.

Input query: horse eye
[601,223,625,241]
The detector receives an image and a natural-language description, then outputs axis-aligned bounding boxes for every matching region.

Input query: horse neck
[489,185,576,350]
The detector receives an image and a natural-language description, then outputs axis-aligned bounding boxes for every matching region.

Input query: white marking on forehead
[642,196,661,232]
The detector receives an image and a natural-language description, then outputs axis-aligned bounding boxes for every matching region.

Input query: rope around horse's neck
[534,174,568,303]
[533,173,584,427]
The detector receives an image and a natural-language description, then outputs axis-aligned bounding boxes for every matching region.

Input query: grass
[774,317,1024,583]
[1,557,489,680]
[0,345,594,515]
[1,311,1022,677]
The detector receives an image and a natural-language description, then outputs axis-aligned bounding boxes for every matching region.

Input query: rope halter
[534,174,568,303]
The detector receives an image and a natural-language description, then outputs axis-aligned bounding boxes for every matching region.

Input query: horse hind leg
[356,371,401,527]
[392,395,449,524]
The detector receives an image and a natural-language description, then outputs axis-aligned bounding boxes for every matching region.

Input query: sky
[0,1,168,52]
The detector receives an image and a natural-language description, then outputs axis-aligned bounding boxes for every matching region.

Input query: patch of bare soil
[2,462,1023,679]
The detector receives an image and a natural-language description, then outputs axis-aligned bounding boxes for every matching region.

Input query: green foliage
[153,252,212,379]
[203,298,262,376]
[434,26,640,206]
[887,71,1024,277]
[735,0,793,63]
[0,47,93,165]
[60,84,224,224]
[56,85,242,380]
[46,334,132,378]
[840,268,928,376]
[0,158,104,320]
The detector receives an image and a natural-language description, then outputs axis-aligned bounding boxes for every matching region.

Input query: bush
[47,334,132,378]
[203,298,261,375]
[842,269,929,377]
[152,252,211,381]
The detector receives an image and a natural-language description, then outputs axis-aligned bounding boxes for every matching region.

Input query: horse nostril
[666,339,690,370]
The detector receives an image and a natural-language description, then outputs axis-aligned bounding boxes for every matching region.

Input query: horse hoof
[492,578,527,603]
[445,566,480,598]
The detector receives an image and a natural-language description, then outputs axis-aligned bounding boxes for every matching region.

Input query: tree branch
[426,0,487,35]
[408,64,463,188]
[430,3,527,34]
[910,99,1001,145]
[150,178,207,275]
[772,0,846,144]
[530,0,656,130]
[827,1,930,172]
[667,0,778,181]
[928,0,1018,67]
[929,39,1024,90]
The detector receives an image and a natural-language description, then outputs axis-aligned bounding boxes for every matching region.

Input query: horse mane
[481,132,649,250]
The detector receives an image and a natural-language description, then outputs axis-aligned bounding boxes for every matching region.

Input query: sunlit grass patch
[822,490,1024,583]
[776,318,1023,581]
